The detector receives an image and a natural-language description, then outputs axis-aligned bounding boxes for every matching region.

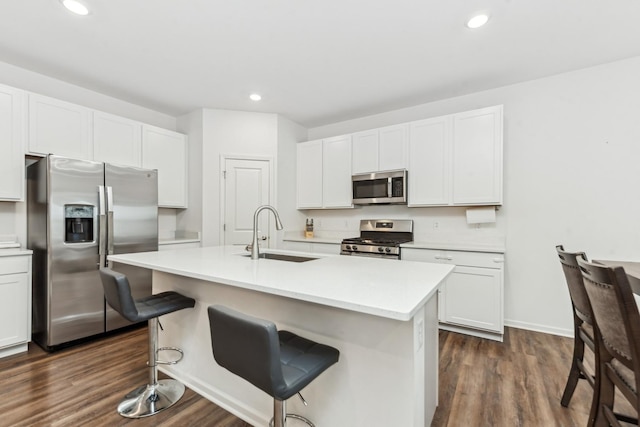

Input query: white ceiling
[2,0,640,128]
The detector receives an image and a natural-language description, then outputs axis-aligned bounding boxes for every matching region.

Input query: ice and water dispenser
[64,205,95,243]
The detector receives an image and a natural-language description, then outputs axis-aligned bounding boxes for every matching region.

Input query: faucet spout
[250,205,283,260]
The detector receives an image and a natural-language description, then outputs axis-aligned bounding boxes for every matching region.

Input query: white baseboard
[504,319,573,338]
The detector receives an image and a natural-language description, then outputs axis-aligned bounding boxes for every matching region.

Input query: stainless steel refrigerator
[27,155,158,350]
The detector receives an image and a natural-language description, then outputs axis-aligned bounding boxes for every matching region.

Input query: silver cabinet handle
[260,236,267,241]
[493,258,504,263]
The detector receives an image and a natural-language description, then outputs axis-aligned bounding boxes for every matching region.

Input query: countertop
[109,246,453,321]
[158,230,201,245]
[0,248,33,257]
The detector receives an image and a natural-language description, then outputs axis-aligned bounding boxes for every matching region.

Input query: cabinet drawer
[402,248,503,269]
[445,251,504,269]
[0,256,30,275]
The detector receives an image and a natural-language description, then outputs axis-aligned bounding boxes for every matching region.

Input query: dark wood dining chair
[556,245,597,422]
[578,258,640,427]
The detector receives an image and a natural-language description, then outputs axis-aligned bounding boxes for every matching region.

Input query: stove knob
[378,247,384,252]
[345,245,351,251]
[385,247,391,253]
[352,245,358,251]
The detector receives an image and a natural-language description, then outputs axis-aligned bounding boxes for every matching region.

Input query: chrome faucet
[248,205,283,260]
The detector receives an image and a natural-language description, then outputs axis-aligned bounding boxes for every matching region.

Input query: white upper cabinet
[378,124,408,171]
[28,94,91,159]
[351,130,378,174]
[142,125,188,208]
[408,115,451,206]
[0,84,26,201]
[93,111,142,167]
[296,140,323,209]
[452,105,503,205]
[352,124,408,174]
[322,135,353,208]
[297,136,353,209]
[408,105,503,207]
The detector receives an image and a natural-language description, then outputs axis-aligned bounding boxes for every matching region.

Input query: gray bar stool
[100,268,196,418]
[207,305,340,427]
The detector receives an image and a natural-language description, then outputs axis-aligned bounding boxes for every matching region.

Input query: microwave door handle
[98,185,107,268]
[387,177,393,197]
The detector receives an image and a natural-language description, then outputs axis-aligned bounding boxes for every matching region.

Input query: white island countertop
[109,245,453,321]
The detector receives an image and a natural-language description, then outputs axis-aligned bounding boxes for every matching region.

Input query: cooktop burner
[341,219,413,259]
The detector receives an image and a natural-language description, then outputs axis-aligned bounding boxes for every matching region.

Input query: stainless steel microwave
[352,169,407,205]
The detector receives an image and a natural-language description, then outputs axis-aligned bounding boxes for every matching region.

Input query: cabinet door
[312,242,340,254]
[0,273,29,348]
[93,111,142,167]
[322,135,353,208]
[452,105,503,205]
[378,124,408,171]
[28,94,91,159]
[0,85,25,201]
[142,125,188,208]
[296,140,323,209]
[443,266,503,333]
[408,116,451,206]
[352,130,379,174]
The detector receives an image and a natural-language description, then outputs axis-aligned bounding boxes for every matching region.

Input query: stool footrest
[269,413,315,427]
[150,347,184,366]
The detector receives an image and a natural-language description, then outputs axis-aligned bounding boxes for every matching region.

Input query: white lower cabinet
[159,242,201,251]
[0,253,32,358]
[402,247,504,341]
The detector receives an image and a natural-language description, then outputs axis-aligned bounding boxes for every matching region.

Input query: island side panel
[153,271,439,427]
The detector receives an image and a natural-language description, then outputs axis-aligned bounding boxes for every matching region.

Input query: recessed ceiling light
[61,0,90,16]
[249,93,262,102]
[467,13,489,29]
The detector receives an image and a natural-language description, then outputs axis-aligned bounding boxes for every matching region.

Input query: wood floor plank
[0,324,622,426]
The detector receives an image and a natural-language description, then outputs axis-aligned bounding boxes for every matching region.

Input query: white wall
[179,109,281,247]
[306,55,640,336]
[0,60,176,129]
[276,115,308,241]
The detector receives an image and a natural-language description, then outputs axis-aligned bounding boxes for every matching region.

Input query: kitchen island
[109,246,453,426]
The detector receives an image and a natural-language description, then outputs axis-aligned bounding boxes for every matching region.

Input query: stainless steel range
[341,219,413,260]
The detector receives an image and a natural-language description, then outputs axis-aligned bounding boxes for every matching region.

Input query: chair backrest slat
[577,258,640,371]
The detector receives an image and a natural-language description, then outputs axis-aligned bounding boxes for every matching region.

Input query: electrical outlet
[433,222,439,229]
[417,319,424,349]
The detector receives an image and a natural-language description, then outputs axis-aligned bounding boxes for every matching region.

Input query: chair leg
[594,365,615,427]
[561,323,586,407]
[116,317,186,418]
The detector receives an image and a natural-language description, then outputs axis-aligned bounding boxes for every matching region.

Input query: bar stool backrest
[208,305,285,398]
[556,245,592,325]
[100,268,139,322]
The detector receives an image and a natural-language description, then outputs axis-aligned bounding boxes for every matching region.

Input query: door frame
[218,154,276,246]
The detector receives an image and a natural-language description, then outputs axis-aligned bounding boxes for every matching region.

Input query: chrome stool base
[117,378,186,418]
[270,413,315,427]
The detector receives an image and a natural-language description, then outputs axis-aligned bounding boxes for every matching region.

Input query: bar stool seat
[208,305,339,427]
[100,268,195,418]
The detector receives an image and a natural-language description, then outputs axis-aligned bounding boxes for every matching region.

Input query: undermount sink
[241,252,318,263]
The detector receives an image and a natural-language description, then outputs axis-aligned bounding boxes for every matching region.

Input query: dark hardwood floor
[0,326,627,426]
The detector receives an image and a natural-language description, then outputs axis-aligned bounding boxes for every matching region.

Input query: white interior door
[223,158,271,246]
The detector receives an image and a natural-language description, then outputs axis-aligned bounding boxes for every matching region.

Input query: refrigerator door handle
[98,185,107,268]
[107,186,114,262]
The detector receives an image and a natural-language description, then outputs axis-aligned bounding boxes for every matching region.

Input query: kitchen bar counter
[109,246,453,426]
